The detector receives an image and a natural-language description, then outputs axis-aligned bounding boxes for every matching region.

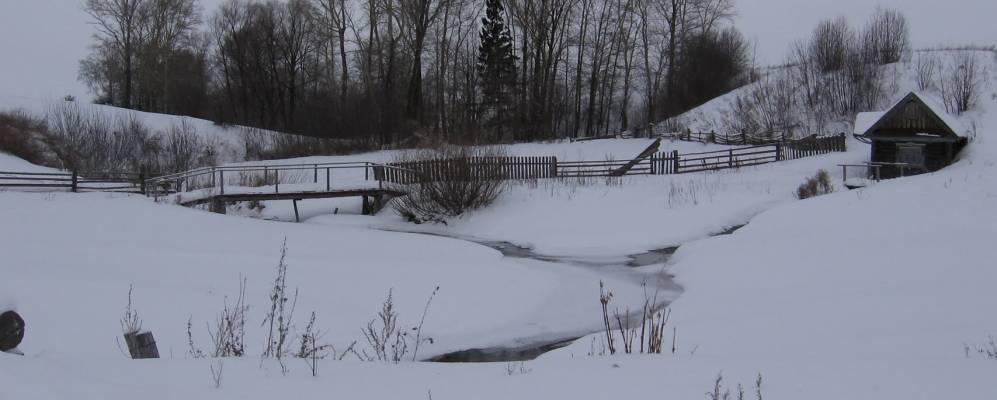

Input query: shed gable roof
[854,92,964,138]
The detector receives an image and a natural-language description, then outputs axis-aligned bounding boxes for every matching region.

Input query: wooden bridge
[146,162,413,221]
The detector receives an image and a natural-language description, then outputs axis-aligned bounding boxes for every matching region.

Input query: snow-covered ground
[9,121,997,398]
[3,16,997,398]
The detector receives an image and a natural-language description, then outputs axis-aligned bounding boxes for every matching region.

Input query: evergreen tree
[477,0,517,140]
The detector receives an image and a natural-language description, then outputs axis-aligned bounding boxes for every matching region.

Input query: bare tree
[940,53,986,115]
[84,0,148,109]
[137,0,201,111]
[862,7,909,65]
[809,17,853,73]
[915,52,938,92]
[314,0,353,105]
[689,0,734,35]
[397,0,452,124]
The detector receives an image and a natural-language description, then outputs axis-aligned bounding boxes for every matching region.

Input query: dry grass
[796,169,834,200]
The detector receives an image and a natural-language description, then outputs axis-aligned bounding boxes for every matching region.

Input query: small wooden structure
[123,331,160,359]
[853,92,968,179]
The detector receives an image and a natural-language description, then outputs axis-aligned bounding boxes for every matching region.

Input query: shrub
[796,169,834,199]
[391,145,507,224]
[0,110,53,166]
[940,53,986,115]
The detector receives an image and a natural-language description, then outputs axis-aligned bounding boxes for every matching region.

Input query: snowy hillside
[671,49,997,137]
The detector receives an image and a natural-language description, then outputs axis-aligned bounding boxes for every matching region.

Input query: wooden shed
[853,92,968,178]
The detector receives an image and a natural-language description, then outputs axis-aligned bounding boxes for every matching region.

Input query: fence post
[71,171,78,193]
[314,165,318,183]
[728,149,734,168]
[275,170,280,194]
[219,170,225,195]
[326,167,331,191]
[139,168,146,195]
[775,143,782,161]
[672,150,680,174]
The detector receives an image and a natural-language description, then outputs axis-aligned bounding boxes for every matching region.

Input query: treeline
[80,0,752,145]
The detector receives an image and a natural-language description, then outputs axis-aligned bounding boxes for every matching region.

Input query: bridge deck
[170,185,407,220]
[176,187,406,207]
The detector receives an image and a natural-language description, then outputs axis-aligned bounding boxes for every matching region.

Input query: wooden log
[0,311,25,352]
[610,138,661,176]
[123,331,160,359]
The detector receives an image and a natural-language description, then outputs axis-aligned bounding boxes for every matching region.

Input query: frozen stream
[373,225,744,363]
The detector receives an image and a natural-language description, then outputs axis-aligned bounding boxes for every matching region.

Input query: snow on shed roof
[853,112,886,135]
[853,92,967,137]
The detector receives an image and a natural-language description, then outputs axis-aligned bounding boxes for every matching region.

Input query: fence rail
[378,133,846,184]
[0,170,145,193]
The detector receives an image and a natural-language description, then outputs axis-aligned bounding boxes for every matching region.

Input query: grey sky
[1,0,995,101]
[737,0,997,64]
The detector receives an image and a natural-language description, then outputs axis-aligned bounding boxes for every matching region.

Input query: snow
[853,111,885,135]
[0,190,669,362]
[2,12,997,398]
[0,152,59,174]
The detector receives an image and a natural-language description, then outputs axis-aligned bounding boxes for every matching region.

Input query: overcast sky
[736,0,997,64]
[1,0,996,103]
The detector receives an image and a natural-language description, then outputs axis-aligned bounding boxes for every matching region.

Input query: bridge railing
[145,161,421,199]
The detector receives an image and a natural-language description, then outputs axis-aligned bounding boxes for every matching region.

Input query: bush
[0,110,53,166]
[391,145,507,224]
[940,53,986,115]
[796,169,834,199]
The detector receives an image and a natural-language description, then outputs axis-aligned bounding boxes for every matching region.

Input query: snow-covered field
[5,120,997,398]
[3,11,997,398]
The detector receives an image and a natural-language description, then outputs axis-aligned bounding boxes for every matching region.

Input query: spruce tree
[477,0,517,140]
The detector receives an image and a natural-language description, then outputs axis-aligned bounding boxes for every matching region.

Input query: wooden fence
[380,156,558,184]
[661,130,796,146]
[0,171,146,193]
[1,134,847,193]
[380,133,847,183]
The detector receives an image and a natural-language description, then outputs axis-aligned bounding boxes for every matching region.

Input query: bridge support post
[210,198,227,215]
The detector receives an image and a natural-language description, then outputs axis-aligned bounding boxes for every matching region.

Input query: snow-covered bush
[796,169,834,200]
[392,145,507,224]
